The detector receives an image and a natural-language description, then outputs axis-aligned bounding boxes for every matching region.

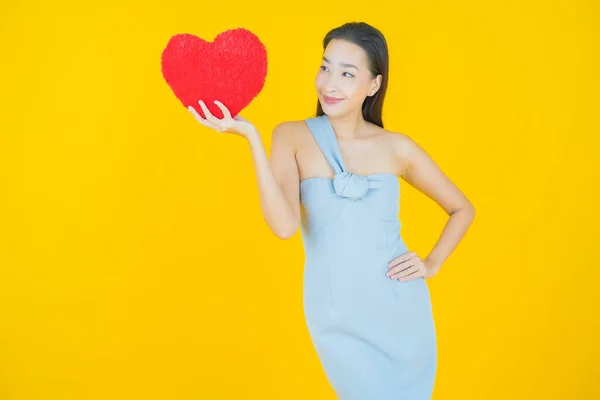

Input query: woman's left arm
[396,134,476,277]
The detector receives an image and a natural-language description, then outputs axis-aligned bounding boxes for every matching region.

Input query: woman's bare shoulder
[271,119,310,144]
[273,119,308,132]
[269,119,310,156]
[377,125,410,140]
[375,126,414,151]
[376,127,422,176]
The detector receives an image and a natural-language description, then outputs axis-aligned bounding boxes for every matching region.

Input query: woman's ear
[369,75,382,96]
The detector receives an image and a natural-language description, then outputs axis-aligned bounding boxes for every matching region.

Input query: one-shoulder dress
[299,114,437,399]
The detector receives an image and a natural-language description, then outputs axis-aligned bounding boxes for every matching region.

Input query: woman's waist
[302,236,408,259]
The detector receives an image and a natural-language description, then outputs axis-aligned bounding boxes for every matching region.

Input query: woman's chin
[321,102,348,116]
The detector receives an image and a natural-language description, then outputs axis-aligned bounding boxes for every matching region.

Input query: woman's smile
[323,95,343,105]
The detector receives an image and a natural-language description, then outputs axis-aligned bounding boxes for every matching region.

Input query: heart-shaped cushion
[161,28,268,119]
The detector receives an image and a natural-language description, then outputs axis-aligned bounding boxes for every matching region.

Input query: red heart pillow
[161,28,268,119]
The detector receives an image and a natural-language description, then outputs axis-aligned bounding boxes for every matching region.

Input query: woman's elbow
[273,225,298,240]
[272,216,299,240]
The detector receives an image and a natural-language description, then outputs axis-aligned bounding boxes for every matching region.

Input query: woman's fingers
[213,100,232,120]
[197,100,223,129]
[387,251,416,269]
[386,251,425,281]
[390,264,417,280]
[188,105,208,125]
[188,106,221,131]
[390,262,425,281]
[188,100,251,137]
[396,269,421,281]
[387,262,413,278]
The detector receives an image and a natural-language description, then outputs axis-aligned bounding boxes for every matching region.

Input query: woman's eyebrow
[322,56,359,70]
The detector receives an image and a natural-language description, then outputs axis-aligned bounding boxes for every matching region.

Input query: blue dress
[300,115,437,399]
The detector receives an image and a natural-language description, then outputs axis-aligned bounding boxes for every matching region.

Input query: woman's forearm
[425,205,476,273]
[246,131,299,239]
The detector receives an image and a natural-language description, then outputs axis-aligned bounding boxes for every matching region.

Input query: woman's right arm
[246,122,300,239]
[188,100,300,239]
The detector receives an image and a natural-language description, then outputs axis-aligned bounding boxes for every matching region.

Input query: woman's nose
[323,76,340,93]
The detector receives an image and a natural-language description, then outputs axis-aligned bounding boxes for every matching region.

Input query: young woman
[189,21,475,400]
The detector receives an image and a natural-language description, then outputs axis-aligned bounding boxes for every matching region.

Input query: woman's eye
[319,66,353,77]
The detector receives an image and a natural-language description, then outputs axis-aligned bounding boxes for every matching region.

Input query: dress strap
[304,115,376,201]
[304,115,347,175]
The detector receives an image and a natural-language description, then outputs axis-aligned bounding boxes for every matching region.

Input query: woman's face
[315,39,380,117]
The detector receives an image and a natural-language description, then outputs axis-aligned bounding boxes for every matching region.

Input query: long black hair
[316,21,389,128]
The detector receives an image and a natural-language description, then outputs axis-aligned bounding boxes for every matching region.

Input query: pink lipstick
[323,95,343,105]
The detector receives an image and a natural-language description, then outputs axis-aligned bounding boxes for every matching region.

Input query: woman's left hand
[386,251,440,281]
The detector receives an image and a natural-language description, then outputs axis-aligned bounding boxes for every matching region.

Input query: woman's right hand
[188,100,258,139]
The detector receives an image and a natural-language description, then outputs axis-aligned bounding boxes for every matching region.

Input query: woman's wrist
[424,258,442,277]
[244,127,261,143]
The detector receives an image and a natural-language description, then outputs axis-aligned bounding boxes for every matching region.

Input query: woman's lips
[323,95,343,105]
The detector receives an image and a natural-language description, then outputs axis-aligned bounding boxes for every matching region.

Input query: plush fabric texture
[161,28,268,119]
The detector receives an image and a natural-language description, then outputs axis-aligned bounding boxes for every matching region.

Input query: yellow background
[1,0,598,398]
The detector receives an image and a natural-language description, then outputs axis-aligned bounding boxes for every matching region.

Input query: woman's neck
[327,111,368,140]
